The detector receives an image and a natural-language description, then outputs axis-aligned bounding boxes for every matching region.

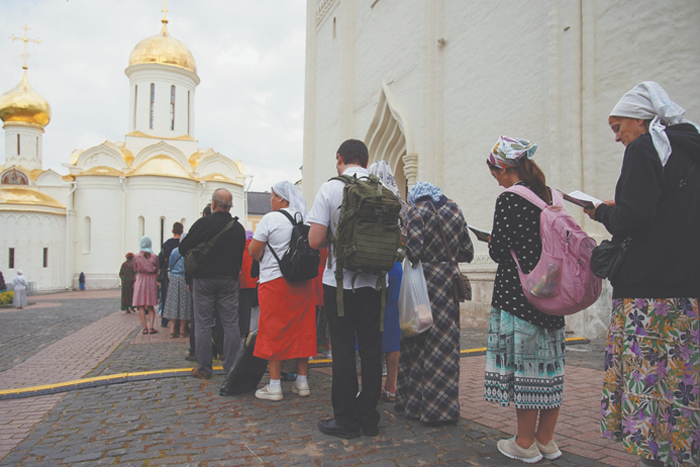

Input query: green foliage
[0,291,14,305]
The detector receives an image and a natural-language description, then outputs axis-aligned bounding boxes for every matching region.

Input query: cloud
[0,0,306,192]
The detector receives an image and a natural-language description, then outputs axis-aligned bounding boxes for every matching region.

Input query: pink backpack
[505,185,602,316]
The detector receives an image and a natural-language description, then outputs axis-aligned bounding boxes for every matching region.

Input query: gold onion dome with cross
[128,4,197,74]
[0,26,51,128]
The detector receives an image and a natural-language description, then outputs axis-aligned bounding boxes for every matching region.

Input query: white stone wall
[4,124,44,171]
[0,211,66,291]
[125,64,198,139]
[303,0,700,338]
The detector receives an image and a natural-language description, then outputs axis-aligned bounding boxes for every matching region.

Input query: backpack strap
[208,217,238,248]
[505,184,561,210]
[265,209,297,265]
[328,175,355,317]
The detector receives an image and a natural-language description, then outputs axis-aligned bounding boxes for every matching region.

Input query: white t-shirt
[307,166,381,290]
[253,208,297,284]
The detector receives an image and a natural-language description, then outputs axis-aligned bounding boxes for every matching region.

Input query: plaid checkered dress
[395,197,474,423]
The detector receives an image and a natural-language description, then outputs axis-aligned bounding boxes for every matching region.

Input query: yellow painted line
[1,339,589,397]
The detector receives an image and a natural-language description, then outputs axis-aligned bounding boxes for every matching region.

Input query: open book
[557,190,602,210]
[468,225,491,243]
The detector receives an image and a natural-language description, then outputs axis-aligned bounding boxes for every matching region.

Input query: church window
[8,248,14,269]
[160,217,166,247]
[187,91,191,134]
[17,134,20,155]
[43,248,48,268]
[170,85,176,130]
[138,216,145,237]
[133,85,138,130]
[83,217,91,254]
[150,83,155,129]
[36,136,39,155]
[333,17,337,38]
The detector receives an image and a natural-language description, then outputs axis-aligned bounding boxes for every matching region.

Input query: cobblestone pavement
[0,291,634,467]
[0,292,119,372]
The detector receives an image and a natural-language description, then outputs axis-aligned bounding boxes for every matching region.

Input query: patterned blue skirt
[484,306,566,409]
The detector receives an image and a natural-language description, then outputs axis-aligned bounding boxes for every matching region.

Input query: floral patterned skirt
[601,298,699,466]
[484,306,565,410]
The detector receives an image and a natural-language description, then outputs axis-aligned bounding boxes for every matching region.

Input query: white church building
[301,0,700,337]
[0,13,249,291]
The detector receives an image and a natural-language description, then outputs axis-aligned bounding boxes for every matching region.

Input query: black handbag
[590,237,630,280]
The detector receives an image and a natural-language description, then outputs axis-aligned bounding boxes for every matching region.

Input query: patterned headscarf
[368,161,400,198]
[610,81,700,166]
[487,135,537,169]
[139,236,153,254]
[125,253,134,260]
[407,181,443,206]
[272,181,310,220]
[245,230,254,241]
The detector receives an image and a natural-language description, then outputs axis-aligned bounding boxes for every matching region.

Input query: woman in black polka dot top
[483,135,566,464]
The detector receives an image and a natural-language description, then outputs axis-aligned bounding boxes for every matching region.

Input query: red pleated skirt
[254,277,317,361]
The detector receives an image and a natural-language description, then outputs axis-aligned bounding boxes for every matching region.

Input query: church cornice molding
[132,141,191,173]
[73,141,129,171]
[126,130,196,142]
[124,63,200,86]
[316,0,340,28]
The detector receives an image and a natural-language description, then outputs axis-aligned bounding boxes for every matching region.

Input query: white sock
[269,379,281,390]
[296,374,307,383]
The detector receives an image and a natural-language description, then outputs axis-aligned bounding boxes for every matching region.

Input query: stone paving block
[60,451,104,463]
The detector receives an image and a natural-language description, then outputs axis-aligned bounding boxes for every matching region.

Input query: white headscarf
[610,81,699,166]
[368,161,400,198]
[272,181,309,221]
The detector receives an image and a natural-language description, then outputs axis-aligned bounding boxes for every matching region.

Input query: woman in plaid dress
[394,182,474,424]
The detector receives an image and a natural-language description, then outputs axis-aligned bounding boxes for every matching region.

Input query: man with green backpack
[308,139,402,439]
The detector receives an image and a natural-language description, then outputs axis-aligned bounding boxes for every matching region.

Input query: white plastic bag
[398,258,433,337]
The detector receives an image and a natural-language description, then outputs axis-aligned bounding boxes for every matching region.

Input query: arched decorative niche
[365,81,418,199]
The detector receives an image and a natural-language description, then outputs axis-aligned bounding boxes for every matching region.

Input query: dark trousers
[192,277,241,375]
[238,288,256,338]
[160,275,170,327]
[324,285,382,431]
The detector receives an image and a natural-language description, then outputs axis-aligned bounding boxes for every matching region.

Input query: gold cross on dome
[161,0,169,24]
[10,24,41,70]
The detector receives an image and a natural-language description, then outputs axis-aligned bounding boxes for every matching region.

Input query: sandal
[149,328,158,334]
[142,329,149,334]
[381,388,395,402]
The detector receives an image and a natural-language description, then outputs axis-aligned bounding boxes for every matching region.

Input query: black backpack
[266,210,320,282]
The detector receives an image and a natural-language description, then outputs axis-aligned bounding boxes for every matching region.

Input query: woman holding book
[484,136,565,463]
[585,82,699,467]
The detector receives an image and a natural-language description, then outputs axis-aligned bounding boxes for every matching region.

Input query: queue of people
[110,80,697,467]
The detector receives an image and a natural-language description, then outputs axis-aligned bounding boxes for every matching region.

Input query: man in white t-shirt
[308,139,382,439]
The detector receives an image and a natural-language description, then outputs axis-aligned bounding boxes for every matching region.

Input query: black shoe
[318,419,360,439]
[362,426,379,437]
[184,355,196,362]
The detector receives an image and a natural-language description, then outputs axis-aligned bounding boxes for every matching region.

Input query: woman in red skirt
[249,181,317,401]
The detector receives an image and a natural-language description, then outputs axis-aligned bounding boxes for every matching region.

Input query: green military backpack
[329,173,403,325]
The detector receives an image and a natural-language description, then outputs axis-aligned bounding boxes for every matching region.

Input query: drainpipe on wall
[198,180,206,215]
[119,176,126,257]
[65,181,77,289]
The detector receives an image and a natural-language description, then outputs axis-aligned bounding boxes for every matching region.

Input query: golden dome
[0,72,51,127]
[77,166,124,177]
[0,186,64,209]
[129,154,193,180]
[128,21,196,73]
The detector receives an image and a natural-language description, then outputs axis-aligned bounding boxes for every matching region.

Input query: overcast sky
[0,0,306,192]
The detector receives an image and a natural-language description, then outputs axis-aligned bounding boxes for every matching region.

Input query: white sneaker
[497,437,543,464]
[255,384,283,401]
[291,380,310,396]
[535,438,562,460]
